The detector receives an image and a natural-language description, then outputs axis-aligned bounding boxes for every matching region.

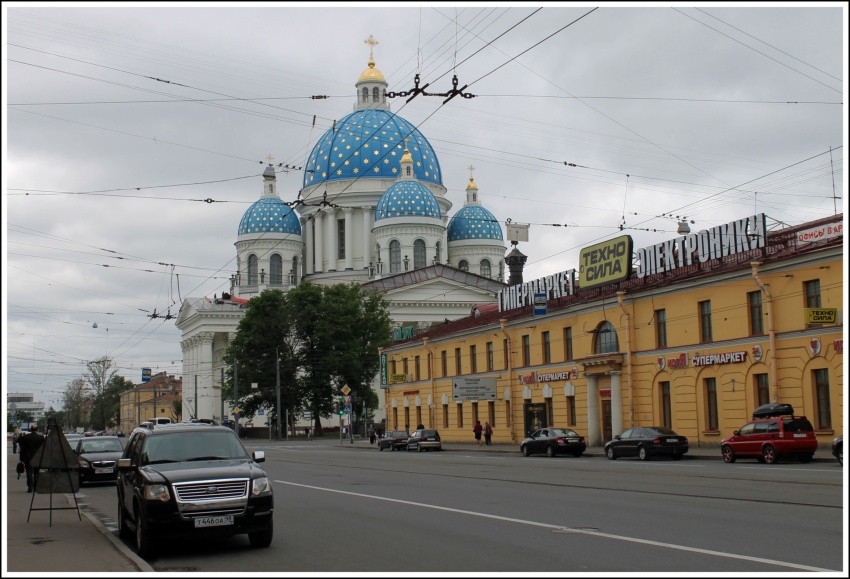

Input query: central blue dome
[375,181,442,222]
[302,109,442,189]
[447,206,504,241]
[238,198,302,236]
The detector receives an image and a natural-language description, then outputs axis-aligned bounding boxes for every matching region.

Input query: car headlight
[78,459,90,469]
[144,484,170,502]
[252,477,271,495]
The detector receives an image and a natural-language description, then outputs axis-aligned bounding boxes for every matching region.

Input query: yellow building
[118,372,182,433]
[380,214,843,448]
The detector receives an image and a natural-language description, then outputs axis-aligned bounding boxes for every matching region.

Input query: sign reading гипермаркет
[452,377,497,401]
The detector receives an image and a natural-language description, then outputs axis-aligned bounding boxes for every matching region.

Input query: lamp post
[276,346,281,440]
[403,255,409,271]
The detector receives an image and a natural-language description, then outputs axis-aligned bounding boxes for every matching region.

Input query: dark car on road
[721,404,816,464]
[75,436,125,483]
[605,426,689,460]
[407,428,442,452]
[377,430,409,451]
[116,423,273,558]
[832,436,843,466]
[520,428,586,457]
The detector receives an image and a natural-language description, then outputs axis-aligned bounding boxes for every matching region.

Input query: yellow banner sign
[389,373,407,384]
[806,308,837,324]
[579,235,633,290]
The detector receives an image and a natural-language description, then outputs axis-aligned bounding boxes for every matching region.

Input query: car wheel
[134,506,153,559]
[722,446,736,463]
[379,445,385,451]
[521,445,530,457]
[573,452,583,458]
[117,494,131,539]
[606,446,617,460]
[249,524,274,548]
[762,445,778,464]
[672,454,683,461]
[546,445,556,458]
[798,454,813,464]
[638,446,649,461]
[839,449,843,466]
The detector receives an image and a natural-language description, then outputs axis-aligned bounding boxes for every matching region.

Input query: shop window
[814,369,831,429]
[748,291,763,335]
[542,331,551,364]
[699,301,713,343]
[660,382,671,429]
[755,374,770,406]
[593,321,619,354]
[655,309,667,348]
[705,378,718,431]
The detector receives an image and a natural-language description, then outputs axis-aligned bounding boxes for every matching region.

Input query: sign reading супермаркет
[452,377,497,401]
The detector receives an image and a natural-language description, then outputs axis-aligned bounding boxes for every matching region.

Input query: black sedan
[605,426,688,461]
[832,435,843,466]
[520,428,586,457]
[377,430,410,451]
[74,436,124,483]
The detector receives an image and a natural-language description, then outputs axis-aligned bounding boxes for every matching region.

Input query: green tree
[63,377,89,429]
[89,373,133,430]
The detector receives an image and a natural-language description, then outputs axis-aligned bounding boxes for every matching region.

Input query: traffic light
[338,398,344,415]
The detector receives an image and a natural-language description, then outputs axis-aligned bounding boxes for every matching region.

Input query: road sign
[341,385,351,395]
[452,377,497,401]
[344,404,352,415]
[344,396,352,405]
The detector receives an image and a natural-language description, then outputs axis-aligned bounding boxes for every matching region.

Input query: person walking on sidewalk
[483,421,493,446]
[473,420,483,446]
[18,424,45,493]
[12,427,20,454]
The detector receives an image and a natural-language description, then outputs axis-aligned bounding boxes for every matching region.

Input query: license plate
[426,437,435,441]
[95,468,114,474]
[568,439,579,443]
[793,433,807,438]
[666,439,679,443]
[194,515,234,528]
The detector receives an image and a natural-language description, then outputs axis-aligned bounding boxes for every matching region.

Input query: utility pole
[275,346,281,440]
[220,367,225,425]
[234,359,239,438]
[194,375,198,419]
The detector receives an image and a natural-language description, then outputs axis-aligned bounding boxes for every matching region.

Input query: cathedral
[176,41,508,426]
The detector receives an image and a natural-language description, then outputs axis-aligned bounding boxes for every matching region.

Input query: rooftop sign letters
[393,326,414,341]
[636,213,767,279]
[517,369,577,384]
[579,235,633,290]
[498,269,576,312]
[691,351,747,366]
[797,222,842,244]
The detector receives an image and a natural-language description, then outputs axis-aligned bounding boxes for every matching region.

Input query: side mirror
[733,430,739,436]
[614,435,621,440]
[117,458,132,470]
[252,450,265,463]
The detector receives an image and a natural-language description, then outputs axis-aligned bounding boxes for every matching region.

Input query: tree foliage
[223,283,392,433]
[62,377,89,429]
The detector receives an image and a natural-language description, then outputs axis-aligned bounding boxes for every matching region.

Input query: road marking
[276,480,835,572]
[738,466,841,473]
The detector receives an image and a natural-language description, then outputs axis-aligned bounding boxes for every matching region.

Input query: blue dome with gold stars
[302,109,442,189]
[447,206,503,241]
[238,198,302,236]
[374,180,442,222]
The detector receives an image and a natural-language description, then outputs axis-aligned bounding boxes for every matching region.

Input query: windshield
[80,439,123,453]
[141,431,249,464]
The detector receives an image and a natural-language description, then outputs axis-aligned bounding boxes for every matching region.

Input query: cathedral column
[303,218,314,275]
[610,370,623,439]
[313,211,324,273]
[324,208,336,272]
[198,332,214,420]
[362,206,372,270]
[586,373,600,447]
[343,207,354,270]
[442,216,449,265]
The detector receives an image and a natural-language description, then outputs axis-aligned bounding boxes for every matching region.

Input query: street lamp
[403,255,409,271]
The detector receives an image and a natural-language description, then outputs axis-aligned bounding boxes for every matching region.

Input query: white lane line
[738,466,841,473]
[276,480,834,572]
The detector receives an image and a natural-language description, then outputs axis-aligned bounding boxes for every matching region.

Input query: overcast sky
[3,3,846,409]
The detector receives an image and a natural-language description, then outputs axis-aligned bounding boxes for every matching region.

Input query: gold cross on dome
[266,154,274,164]
[468,164,475,179]
[364,35,379,61]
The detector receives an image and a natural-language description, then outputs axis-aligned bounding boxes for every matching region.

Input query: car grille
[173,479,249,502]
[91,460,116,468]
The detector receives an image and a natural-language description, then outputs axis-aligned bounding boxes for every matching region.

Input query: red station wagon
[721,404,817,464]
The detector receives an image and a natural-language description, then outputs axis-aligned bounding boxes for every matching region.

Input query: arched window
[372,87,380,102]
[480,259,491,278]
[268,183,273,195]
[270,254,282,285]
[458,260,469,272]
[361,87,368,102]
[413,239,426,269]
[247,254,258,285]
[389,240,401,273]
[291,256,299,285]
[435,241,442,264]
[593,321,619,354]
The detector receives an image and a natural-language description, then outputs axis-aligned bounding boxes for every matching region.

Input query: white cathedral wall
[447,239,506,279]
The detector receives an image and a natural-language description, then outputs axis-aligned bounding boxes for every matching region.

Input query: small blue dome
[375,181,441,222]
[303,109,442,189]
[238,198,301,236]
[447,206,504,241]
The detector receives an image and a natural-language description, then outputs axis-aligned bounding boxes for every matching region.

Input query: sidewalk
[5,443,151,573]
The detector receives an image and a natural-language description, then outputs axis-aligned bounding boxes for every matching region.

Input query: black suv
[116,423,273,558]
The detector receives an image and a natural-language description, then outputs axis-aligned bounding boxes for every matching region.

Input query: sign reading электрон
[452,377,497,401]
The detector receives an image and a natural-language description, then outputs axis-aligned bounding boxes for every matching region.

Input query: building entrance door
[601,400,612,443]
[523,403,547,437]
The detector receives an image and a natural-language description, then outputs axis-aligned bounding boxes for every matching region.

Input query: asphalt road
[76,440,845,573]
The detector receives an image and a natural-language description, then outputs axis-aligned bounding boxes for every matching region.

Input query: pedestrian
[483,421,493,446]
[416,423,424,430]
[368,426,376,444]
[12,427,20,454]
[18,424,45,493]
[473,420,483,446]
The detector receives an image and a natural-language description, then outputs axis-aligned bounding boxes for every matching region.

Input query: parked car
[116,422,273,558]
[520,428,586,457]
[377,430,409,451]
[831,435,842,466]
[74,436,124,483]
[407,428,442,452]
[605,426,689,460]
[721,404,816,464]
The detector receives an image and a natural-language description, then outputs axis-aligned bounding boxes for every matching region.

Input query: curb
[77,498,154,572]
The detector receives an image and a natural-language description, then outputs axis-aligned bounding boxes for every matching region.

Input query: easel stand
[26,418,82,526]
